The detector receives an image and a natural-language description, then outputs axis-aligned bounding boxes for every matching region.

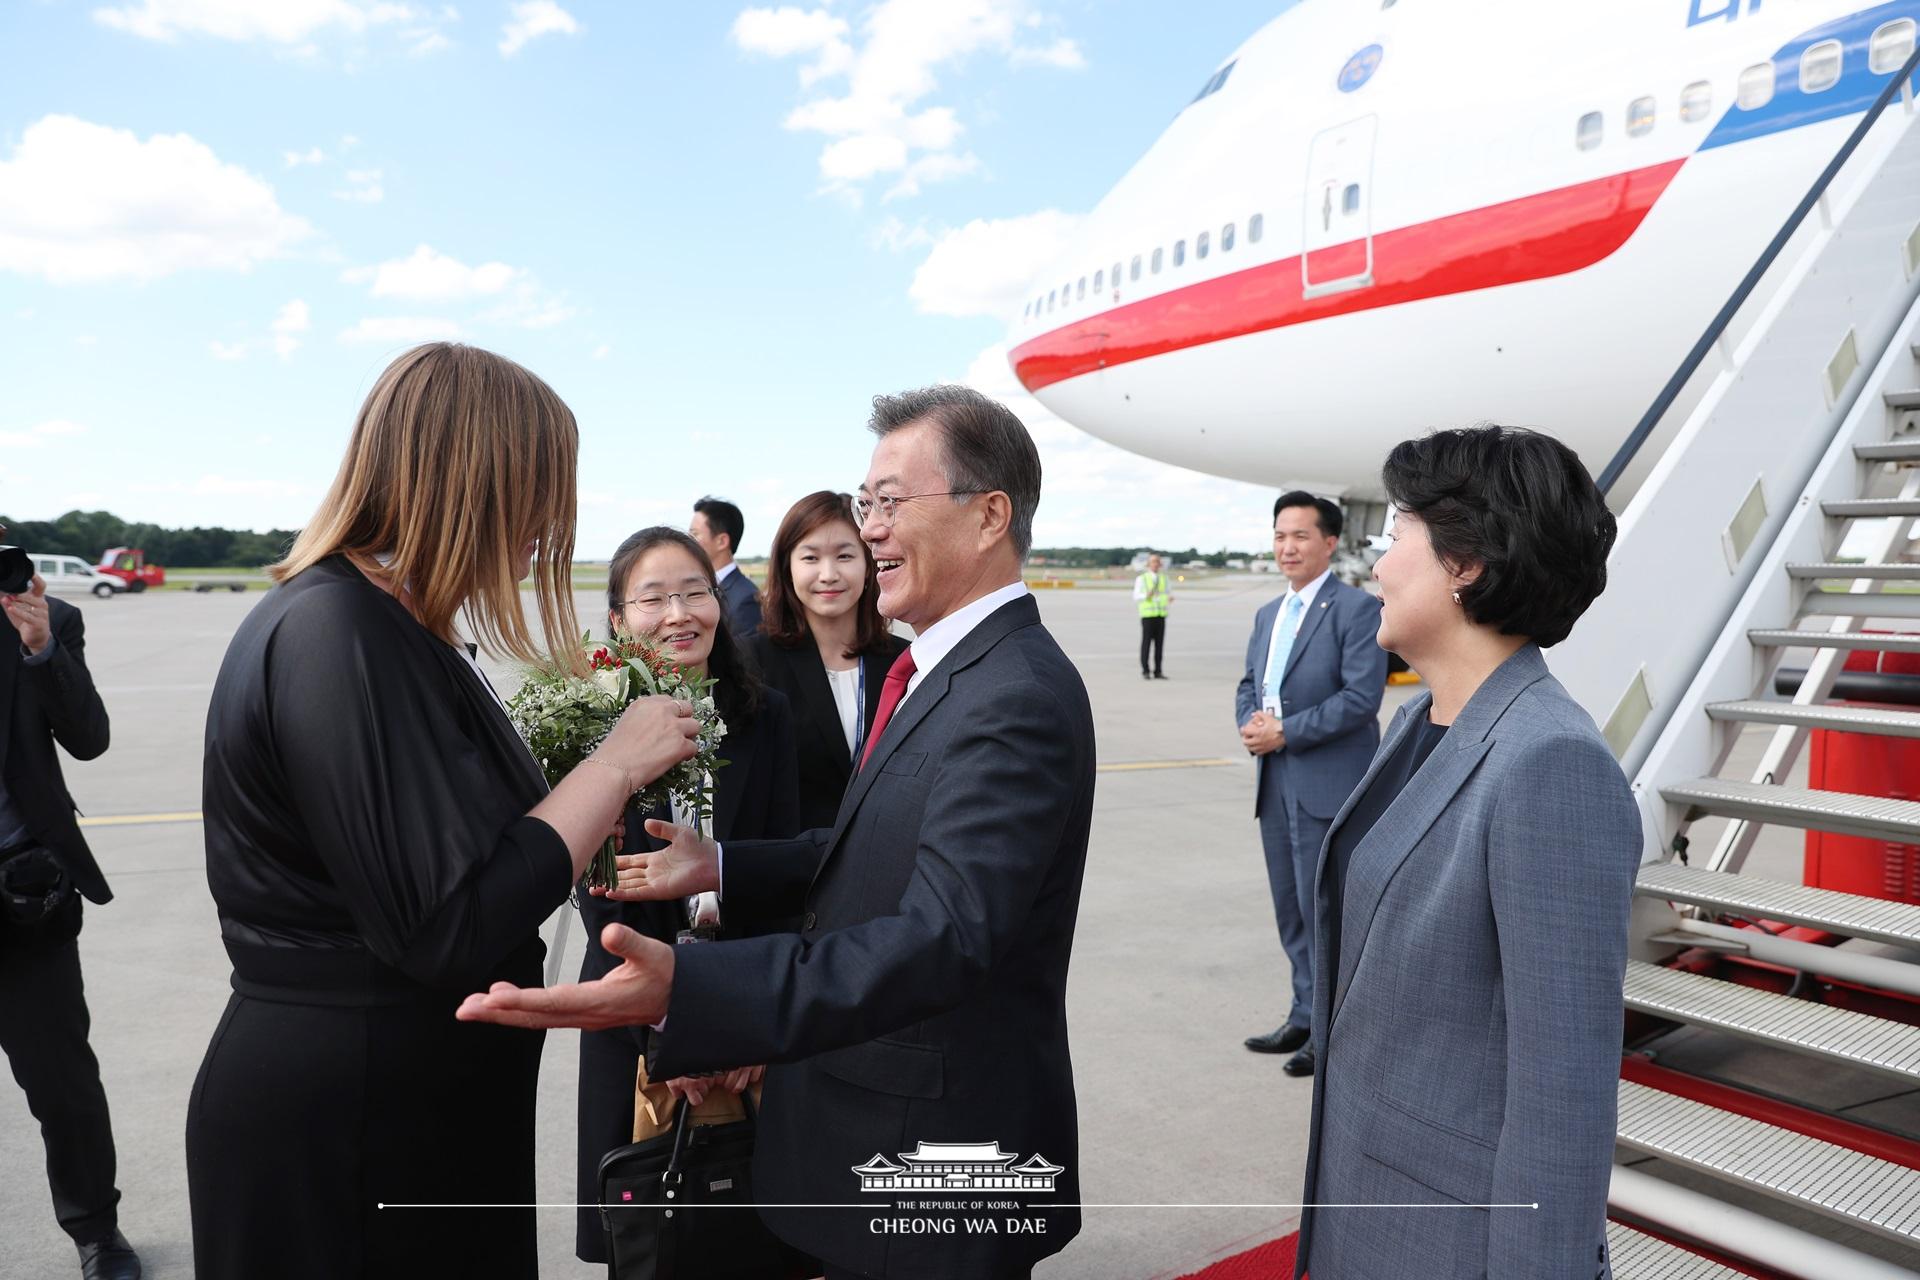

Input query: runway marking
[79,811,203,828]
[1097,757,1239,773]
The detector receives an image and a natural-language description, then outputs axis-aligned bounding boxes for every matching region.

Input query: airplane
[1006,0,1920,524]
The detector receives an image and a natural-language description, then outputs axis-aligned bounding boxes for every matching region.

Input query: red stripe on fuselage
[1009,159,1687,393]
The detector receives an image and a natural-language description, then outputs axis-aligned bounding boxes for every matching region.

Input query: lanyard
[849,657,868,762]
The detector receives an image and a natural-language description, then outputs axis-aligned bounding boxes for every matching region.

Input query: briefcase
[596,1088,803,1280]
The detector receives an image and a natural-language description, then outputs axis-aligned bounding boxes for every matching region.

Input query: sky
[0,0,1295,558]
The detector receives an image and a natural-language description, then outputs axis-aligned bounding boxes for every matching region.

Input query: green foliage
[0,510,298,569]
[1028,546,1260,568]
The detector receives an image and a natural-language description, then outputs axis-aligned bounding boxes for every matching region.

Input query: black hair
[1381,426,1615,648]
[1272,490,1344,540]
[692,496,745,557]
[868,385,1042,558]
[607,525,765,723]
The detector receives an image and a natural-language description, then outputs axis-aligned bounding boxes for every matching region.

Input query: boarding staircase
[1540,49,1920,1280]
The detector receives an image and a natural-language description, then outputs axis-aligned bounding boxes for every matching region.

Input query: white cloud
[480,288,575,329]
[870,215,936,253]
[271,298,310,357]
[0,419,94,446]
[31,420,88,438]
[407,29,450,55]
[332,168,384,203]
[209,339,249,360]
[344,244,517,300]
[337,315,464,344]
[734,0,1083,200]
[907,210,1080,319]
[0,116,314,284]
[339,133,362,150]
[194,473,307,497]
[74,335,99,347]
[283,146,327,168]
[591,343,610,359]
[93,0,417,44]
[499,1,579,56]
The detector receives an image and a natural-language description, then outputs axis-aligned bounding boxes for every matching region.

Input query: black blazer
[655,596,1096,1279]
[1,598,111,904]
[748,631,908,832]
[717,567,762,637]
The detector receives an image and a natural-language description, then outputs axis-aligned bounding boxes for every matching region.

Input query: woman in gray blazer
[1297,426,1641,1280]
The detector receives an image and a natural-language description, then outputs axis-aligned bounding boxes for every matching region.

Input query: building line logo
[852,1142,1065,1194]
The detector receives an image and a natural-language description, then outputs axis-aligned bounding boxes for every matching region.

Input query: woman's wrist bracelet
[581,755,636,795]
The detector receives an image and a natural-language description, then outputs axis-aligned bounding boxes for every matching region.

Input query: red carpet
[1172,1232,1298,1279]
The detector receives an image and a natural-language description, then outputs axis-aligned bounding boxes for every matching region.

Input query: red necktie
[859,648,919,771]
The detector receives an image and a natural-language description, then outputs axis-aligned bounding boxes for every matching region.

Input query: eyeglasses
[619,589,716,617]
[852,490,986,527]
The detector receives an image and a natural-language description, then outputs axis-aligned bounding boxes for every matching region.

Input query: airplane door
[1303,115,1377,297]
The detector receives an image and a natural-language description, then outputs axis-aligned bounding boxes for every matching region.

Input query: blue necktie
[1265,594,1305,702]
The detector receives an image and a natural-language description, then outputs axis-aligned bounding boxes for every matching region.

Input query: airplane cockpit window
[1152,247,1164,273]
[1576,110,1603,151]
[1249,213,1264,243]
[1222,222,1236,252]
[1189,59,1236,104]
[1197,231,1210,259]
[1800,40,1842,93]
[1737,62,1775,110]
[1627,96,1655,137]
[1341,184,1361,215]
[1173,239,1187,267]
[1871,19,1917,73]
[1680,81,1712,122]
[1131,255,1143,281]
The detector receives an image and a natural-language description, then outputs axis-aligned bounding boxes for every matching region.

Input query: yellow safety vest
[1137,572,1169,618]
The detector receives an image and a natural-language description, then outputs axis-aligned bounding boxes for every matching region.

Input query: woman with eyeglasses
[751,491,910,832]
[572,526,801,1266]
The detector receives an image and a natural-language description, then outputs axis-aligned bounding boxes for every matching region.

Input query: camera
[0,546,33,596]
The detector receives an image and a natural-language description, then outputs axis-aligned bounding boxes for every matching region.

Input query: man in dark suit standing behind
[1235,493,1386,1077]
[463,387,1096,1280]
[0,566,139,1280]
[691,495,763,635]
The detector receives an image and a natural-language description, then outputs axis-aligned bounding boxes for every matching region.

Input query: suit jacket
[653,595,1095,1279]
[1235,577,1387,820]
[718,567,763,636]
[748,631,909,832]
[0,598,111,904]
[1296,644,1640,1280]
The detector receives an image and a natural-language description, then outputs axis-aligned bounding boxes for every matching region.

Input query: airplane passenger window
[1342,183,1361,215]
[1197,231,1210,259]
[1222,222,1235,252]
[1627,96,1655,137]
[1680,81,1712,122]
[1871,19,1917,73]
[1047,289,1056,311]
[1111,261,1121,287]
[1249,213,1264,243]
[1131,255,1142,281]
[1800,40,1842,93]
[1173,239,1186,267]
[1152,247,1163,273]
[1076,276,1086,300]
[1094,269,1104,293]
[1736,62,1774,110]
[1576,111,1603,150]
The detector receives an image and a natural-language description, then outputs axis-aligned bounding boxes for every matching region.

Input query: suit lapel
[1251,599,1279,694]
[1282,580,1338,683]
[711,713,754,842]
[789,643,852,771]
[0,638,17,779]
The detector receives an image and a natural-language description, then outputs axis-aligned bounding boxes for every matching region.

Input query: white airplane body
[1008,0,1920,500]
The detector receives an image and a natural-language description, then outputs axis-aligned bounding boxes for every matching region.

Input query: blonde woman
[186,344,697,1278]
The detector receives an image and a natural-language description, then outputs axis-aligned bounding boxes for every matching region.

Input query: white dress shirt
[900,580,1031,707]
[715,561,741,586]
[1264,567,1332,687]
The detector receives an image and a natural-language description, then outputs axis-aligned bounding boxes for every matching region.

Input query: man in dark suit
[1234,493,1386,1077]
[464,386,1096,1280]
[0,569,139,1280]
[691,495,763,635]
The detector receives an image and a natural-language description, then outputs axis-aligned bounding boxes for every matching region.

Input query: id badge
[1262,695,1280,718]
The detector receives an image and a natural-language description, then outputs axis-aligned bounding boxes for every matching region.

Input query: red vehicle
[96,547,165,593]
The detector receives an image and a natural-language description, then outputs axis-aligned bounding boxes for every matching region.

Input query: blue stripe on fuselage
[1701,1,1920,151]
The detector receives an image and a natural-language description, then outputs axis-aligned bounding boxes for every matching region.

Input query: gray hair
[867,385,1042,558]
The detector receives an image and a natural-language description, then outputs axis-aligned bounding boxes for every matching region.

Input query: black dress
[574,684,801,1262]
[748,632,908,832]
[187,556,574,1279]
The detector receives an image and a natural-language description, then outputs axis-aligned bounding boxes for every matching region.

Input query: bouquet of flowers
[507,635,729,891]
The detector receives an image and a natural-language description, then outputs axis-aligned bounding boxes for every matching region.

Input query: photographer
[0,559,138,1280]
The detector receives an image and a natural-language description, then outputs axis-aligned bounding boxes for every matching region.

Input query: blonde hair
[271,342,581,666]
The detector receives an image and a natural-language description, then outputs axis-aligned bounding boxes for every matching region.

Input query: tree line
[0,510,298,569]
[1029,546,1261,568]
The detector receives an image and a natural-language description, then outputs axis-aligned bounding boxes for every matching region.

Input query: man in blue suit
[691,495,763,635]
[1234,492,1387,1076]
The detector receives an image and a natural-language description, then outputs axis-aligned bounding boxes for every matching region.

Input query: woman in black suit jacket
[574,526,800,1264]
[749,490,909,832]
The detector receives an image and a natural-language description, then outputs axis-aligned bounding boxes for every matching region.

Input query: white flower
[592,666,626,699]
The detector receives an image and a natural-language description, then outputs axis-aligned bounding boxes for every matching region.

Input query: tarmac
[5,577,1920,1278]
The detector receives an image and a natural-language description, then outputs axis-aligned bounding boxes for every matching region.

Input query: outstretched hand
[591,819,721,902]
[455,923,674,1030]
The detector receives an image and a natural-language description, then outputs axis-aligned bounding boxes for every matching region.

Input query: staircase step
[1635,862,1920,949]
[1659,777,1920,843]
[1705,699,1920,738]
[1624,961,1920,1083]
[1748,628,1920,654]
[1616,1079,1920,1244]
[1800,591,1920,619]
[1856,439,1920,462]
[1786,562,1920,580]
[1824,497,1920,518]
[1604,1221,1749,1279]
[1888,388,1920,411]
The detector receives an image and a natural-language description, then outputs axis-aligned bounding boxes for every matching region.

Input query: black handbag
[596,1088,803,1280]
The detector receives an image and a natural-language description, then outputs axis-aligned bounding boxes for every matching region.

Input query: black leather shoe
[1245,1025,1310,1055]
[1281,1048,1316,1078]
[1152,672,1168,679]
[77,1230,141,1280]
[1141,671,1151,680]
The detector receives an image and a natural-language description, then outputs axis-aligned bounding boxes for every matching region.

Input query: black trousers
[0,894,121,1245]
[1139,615,1166,675]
